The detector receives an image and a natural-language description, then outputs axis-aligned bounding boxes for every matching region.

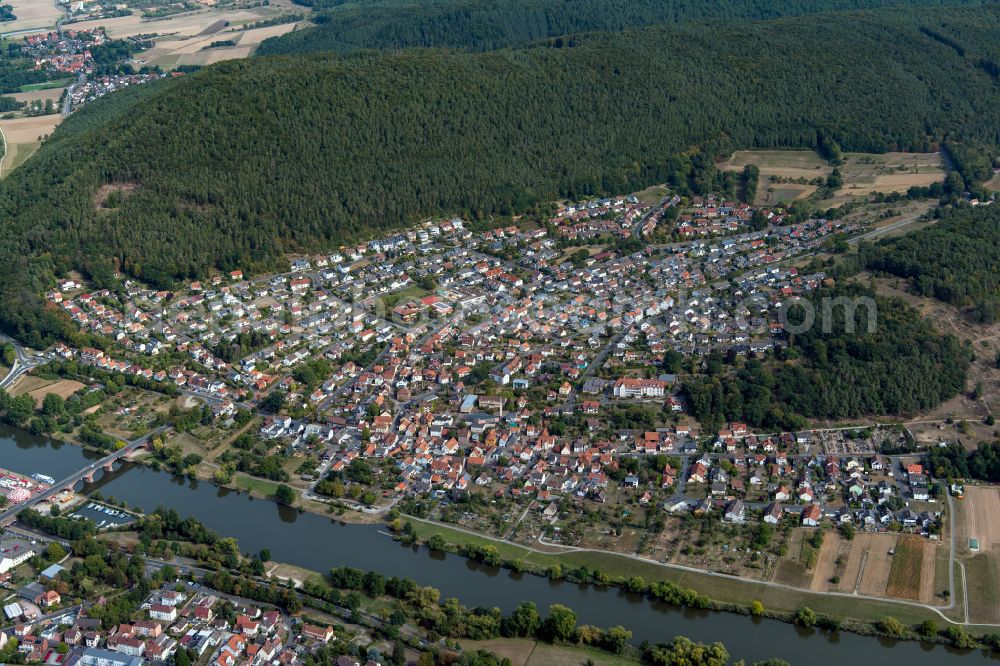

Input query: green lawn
[234,474,280,497]
[19,78,73,92]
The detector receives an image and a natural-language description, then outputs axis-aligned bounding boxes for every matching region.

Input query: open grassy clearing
[233,473,280,498]
[18,78,72,92]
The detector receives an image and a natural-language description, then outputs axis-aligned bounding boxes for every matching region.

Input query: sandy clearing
[8,86,65,104]
[1,0,63,34]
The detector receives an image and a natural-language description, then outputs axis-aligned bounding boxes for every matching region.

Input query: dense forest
[683,287,971,430]
[861,205,1000,322]
[1,7,1000,345]
[260,0,991,54]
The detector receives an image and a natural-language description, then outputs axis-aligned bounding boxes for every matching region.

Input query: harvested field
[0,0,63,34]
[956,486,1000,623]
[0,114,61,177]
[858,533,896,596]
[72,3,290,40]
[834,533,898,596]
[809,532,842,591]
[8,87,65,105]
[235,22,299,46]
[959,487,1000,553]
[25,379,84,407]
[886,535,925,600]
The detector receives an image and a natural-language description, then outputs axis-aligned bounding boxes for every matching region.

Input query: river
[1,425,995,665]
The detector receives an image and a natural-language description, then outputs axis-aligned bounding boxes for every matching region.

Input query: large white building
[612,378,667,399]
[0,539,36,574]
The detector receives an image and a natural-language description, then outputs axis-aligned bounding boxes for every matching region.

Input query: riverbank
[17,426,1000,655]
[5,426,998,664]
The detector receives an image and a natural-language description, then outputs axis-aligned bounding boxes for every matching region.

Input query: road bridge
[0,426,166,527]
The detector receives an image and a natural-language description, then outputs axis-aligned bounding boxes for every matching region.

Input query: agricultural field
[8,375,85,406]
[0,0,63,35]
[719,150,946,207]
[955,486,1000,623]
[70,0,298,40]
[0,113,61,177]
[885,535,934,601]
[795,530,940,604]
[139,20,300,68]
[8,86,66,105]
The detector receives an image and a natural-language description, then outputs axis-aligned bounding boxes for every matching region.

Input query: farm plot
[833,533,898,596]
[955,486,1000,623]
[885,535,927,600]
[720,150,945,207]
[8,86,65,105]
[0,114,61,177]
[1,0,63,34]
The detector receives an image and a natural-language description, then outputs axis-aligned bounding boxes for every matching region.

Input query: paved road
[0,426,167,526]
[0,334,49,390]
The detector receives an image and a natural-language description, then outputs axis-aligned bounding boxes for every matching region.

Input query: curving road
[0,334,49,390]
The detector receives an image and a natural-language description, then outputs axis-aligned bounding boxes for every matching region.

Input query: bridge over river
[0,426,165,527]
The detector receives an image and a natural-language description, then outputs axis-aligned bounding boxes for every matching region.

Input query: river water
[1,425,994,665]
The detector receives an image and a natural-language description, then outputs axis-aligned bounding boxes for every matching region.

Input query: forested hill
[2,6,1000,345]
[258,0,989,55]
